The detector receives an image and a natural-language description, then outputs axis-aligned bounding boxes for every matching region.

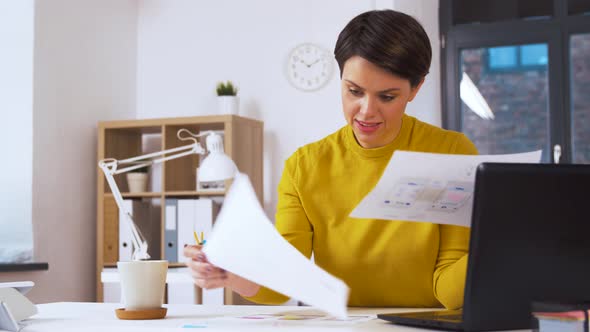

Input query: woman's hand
[183,245,261,297]
[184,245,228,289]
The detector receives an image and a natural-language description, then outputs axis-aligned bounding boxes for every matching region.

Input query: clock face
[285,43,334,92]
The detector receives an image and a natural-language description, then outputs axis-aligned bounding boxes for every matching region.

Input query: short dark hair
[334,10,432,87]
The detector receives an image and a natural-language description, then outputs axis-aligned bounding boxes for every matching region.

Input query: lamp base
[0,283,37,332]
[115,307,167,320]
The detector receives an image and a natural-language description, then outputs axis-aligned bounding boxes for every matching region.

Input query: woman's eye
[348,89,362,96]
[380,95,396,102]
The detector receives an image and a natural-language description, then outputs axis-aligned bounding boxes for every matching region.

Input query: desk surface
[21,302,528,331]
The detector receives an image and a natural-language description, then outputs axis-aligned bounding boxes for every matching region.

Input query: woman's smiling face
[341,56,423,149]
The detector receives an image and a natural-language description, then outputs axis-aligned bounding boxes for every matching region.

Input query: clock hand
[300,59,320,68]
[308,59,320,67]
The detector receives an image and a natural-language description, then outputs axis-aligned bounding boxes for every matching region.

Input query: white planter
[217,96,239,115]
[127,173,148,193]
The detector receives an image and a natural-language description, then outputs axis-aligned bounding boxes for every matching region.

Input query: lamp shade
[199,152,238,182]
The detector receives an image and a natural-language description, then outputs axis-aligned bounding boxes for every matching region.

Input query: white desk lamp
[98,129,237,261]
[0,281,37,332]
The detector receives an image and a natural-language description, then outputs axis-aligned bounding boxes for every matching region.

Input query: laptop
[378,163,590,331]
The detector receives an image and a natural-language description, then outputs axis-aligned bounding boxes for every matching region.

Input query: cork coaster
[115,307,167,320]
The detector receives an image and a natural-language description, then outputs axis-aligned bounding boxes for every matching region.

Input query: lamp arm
[98,142,207,261]
[100,168,149,260]
[112,143,205,175]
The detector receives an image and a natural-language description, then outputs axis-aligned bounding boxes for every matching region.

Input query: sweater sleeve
[433,134,478,309]
[242,151,314,304]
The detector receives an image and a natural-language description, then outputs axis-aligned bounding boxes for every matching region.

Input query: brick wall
[459,35,589,163]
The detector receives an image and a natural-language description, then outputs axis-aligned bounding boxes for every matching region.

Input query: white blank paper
[203,173,349,319]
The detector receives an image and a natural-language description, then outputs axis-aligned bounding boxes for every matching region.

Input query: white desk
[20,303,529,331]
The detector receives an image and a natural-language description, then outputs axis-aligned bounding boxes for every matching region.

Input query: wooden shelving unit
[96,115,263,304]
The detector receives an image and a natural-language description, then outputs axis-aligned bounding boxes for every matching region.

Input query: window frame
[0,263,48,272]
[440,0,590,164]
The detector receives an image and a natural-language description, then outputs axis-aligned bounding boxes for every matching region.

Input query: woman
[184,9,477,310]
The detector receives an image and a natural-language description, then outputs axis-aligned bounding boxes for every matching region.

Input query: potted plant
[216,80,239,115]
[126,166,149,193]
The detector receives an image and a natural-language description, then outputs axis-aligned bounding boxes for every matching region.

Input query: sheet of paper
[350,150,542,227]
[179,312,375,328]
[202,173,349,319]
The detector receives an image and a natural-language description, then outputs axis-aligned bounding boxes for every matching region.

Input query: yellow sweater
[245,114,478,309]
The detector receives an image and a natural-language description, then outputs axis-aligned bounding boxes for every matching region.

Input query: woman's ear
[408,78,425,102]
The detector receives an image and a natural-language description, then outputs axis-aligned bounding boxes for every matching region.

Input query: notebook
[378,163,590,331]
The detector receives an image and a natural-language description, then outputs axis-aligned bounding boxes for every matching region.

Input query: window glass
[0,1,34,263]
[461,44,550,161]
[452,0,552,25]
[571,33,590,164]
[521,44,548,66]
[488,44,548,71]
[489,46,518,69]
[568,0,590,16]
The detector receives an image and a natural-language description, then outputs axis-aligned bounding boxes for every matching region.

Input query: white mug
[117,260,167,310]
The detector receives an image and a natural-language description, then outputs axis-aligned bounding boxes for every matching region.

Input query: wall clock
[285,43,334,92]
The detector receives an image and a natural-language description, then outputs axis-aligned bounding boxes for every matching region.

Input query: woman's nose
[359,96,378,117]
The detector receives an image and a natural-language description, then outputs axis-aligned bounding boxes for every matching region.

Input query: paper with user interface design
[203,173,349,319]
[350,150,542,227]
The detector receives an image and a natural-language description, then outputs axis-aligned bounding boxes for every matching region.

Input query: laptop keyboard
[418,313,462,321]
[378,310,464,330]
[391,310,463,322]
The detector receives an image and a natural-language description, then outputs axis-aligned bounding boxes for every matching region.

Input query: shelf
[166,190,225,197]
[104,262,187,268]
[97,115,263,304]
[104,191,226,198]
[105,192,162,198]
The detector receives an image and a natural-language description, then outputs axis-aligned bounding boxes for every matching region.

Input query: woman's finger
[183,245,208,262]
[193,276,228,289]
[186,261,227,279]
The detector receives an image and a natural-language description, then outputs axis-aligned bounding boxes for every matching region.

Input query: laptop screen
[462,163,590,331]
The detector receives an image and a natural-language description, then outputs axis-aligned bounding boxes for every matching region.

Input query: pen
[193,231,207,245]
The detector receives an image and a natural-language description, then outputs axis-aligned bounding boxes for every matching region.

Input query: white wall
[1,0,138,303]
[137,0,441,217]
[0,1,34,262]
[1,0,441,302]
